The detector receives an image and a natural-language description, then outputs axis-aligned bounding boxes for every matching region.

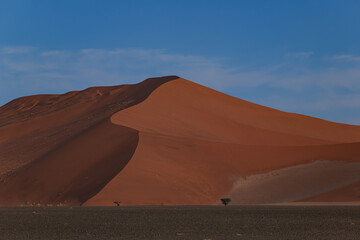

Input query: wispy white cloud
[0,47,359,124]
[289,51,313,58]
[332,54,360,62]
[252,92,360,125]
[40,50,70,57]
[260,93,360,112]
[0,46,34,55]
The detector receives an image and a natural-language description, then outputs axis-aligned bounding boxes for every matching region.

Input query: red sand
[0,76,360,206]
[298,181,360,202]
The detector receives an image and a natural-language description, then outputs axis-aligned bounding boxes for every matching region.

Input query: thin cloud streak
[332,54,360,62]
[290,51,313,58]
[0,47,359,124]
[0,46,34,55]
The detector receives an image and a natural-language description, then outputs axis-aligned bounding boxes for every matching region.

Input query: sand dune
[298,181,360,202]
[0,120,138,206]
[85,132,360,205]
[0,76,359,206]
[111,79,360,143]
[0,76,177,205]
[229,160,360,204]
[0,76,177,176]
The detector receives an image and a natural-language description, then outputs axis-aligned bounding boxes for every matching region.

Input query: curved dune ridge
[0,76,360,206]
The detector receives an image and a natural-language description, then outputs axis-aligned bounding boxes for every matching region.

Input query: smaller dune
[229,160,360,204]
[298,181,360,202]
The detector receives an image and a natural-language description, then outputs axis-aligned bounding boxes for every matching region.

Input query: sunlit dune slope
[111,79,360,144]
[1,76,359,206]
[85,132,360,205]
[87,78,360,205]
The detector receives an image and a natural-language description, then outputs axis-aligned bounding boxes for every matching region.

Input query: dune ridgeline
[0,76,359,206]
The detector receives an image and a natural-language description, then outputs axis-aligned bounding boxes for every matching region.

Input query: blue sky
[1,0,360,124]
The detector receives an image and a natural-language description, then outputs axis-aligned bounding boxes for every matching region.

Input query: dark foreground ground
[0,205,359,240]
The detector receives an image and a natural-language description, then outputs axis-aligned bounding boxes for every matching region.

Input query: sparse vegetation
[24,201,65,207]
[220,198,231,206]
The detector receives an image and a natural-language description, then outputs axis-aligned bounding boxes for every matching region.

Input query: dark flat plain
[0,206,359,240]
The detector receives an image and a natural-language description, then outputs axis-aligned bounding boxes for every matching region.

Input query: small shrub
[220,198,231,206]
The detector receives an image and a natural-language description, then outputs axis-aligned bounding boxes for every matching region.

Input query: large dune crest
[111,79,360,143]
[0,76,359,206]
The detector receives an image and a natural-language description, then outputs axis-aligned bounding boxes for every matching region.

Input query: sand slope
[111,79,360,143]
[0,76,178,205]
[1,76,360,206]
[0,120,138,206]
[0,75,178,177]
[84,132,360,205]
[87,78,360,205]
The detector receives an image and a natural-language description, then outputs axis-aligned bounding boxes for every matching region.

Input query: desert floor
[0,205,359,240]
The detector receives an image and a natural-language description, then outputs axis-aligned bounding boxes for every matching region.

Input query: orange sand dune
[85,132,360,205]
[0,76,178,176]
[111,79,360,144]
[0,76,359,206]
[298,181,360,202]
[0,120,138,206]
[0,76,177,205]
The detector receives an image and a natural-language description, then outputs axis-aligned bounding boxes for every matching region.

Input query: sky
[0,0,359,124]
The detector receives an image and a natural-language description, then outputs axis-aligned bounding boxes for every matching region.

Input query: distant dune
[0,76,359,206]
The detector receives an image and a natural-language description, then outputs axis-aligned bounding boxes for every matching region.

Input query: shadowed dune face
[0,121,138,206]
[1,76,360,206]
[0,76,178,205]
[0,76,179,177]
